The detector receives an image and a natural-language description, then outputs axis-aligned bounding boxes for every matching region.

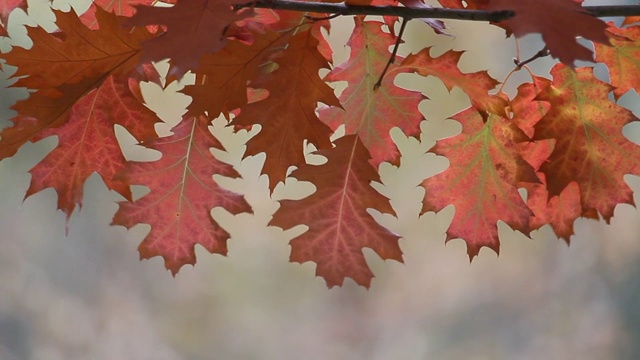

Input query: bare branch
[235,1,640,22]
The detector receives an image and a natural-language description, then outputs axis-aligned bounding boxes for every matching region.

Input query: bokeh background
[1,0,640,359]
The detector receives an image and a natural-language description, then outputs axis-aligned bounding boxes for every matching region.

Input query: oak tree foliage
[1,0,639,287]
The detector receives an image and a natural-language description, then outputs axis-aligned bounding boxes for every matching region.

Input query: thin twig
[305,13,341,21]
[374,18,408,91]
[514,46,550,69]
[234,1,640,21]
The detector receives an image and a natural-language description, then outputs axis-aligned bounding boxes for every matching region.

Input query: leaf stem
[513,46,550,69]
[374,18,408,91]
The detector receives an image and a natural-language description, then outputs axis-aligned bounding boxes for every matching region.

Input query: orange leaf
[0,8,153,159]
[113,115,250,275]
[510,79,582,241]
[232,28,340,190]
[3,8,152,90]
[422,108,536,259]
[402,48,506,116]
[520,141,582,242]
[533,64,640,221]
[270,135,401,288]
[319,18,424,167]
[595,23,640,100]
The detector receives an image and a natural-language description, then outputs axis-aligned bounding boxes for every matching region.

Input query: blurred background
[1,0,640,359]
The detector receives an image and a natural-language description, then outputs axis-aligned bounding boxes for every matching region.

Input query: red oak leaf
[509,78,550,138]
[2,8,152,90]
[488,0,609,66]
[231,8,279,43]
[126,0,251,77]
[232,28,340,191]
[623,16,640,26]
[402,48,507,116]
[509,79,582,241]
[0,8,153,159]
[594,23,640,100]
[25,76,160,218]
[183,30,280,119]
[533,64,640,221]
[319,18,424,167]
[270,135,401,288]
[422,108,537,259]
[112,115,251,275]
[519,140,582,242]
[80,0,158,29]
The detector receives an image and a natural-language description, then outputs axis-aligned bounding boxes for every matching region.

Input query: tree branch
[236,1,640,22]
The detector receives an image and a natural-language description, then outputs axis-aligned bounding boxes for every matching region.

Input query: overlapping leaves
[1,0,640,287]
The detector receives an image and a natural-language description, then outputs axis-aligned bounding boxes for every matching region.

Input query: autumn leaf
[183,30,280,119]
[488,0,609,66]
[319,18,424,167]
[0,8,153,159]
[113,115,251,275]
[0,0,24,24]
[126,0,251,77]
[232,27,340,190]
[2,8,152,90]
[2,0,640,287]
[270,135,401,288]
[533,64,640,222]
[507,79,581,241]
[24,77,160,218]
[80,0,159,29]
[402,48,507,116]
[595,23,640,100]
[422,108,537,259]
[509,78,550,138]
[503,79,580,241]
[0,0,26,36]
[520,140,582,242]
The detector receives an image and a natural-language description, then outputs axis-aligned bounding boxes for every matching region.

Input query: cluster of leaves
[1,0,640,288]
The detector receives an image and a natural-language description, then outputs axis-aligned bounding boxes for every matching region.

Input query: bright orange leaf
[509,80,582,241]
[595,23,640,100]
[534,64,640,221]
[521,146,582,242]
